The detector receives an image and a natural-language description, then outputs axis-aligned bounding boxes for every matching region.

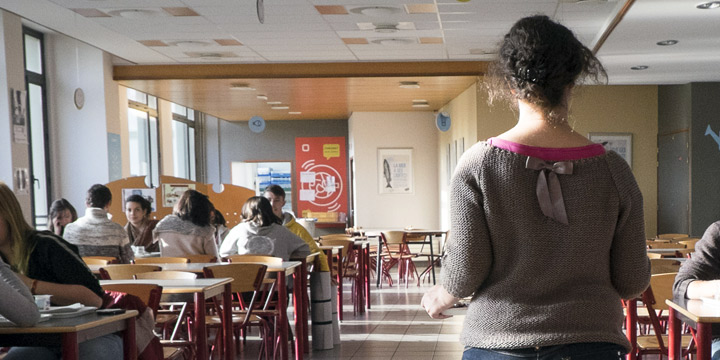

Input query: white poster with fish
[378,148,413,194]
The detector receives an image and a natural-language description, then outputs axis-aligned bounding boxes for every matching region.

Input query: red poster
[295,137,347,224]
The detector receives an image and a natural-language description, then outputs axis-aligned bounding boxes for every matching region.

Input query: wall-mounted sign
[249,116,265,133]
[436,112,451,132]
[295,137,347,223]
[11,88,28,144]
[162,183,196,208]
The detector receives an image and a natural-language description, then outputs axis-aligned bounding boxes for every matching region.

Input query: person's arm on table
[0,259,40,326]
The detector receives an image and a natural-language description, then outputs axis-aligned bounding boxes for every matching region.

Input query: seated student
[0,257,40,327]
[263,185,329,272]
[0,182,123,360]
[47,198,78,237]
[63,184,133,264]
[219,196,311,261]
[154,190,218,258]
[673,220,720,359]
[124,194,159,253]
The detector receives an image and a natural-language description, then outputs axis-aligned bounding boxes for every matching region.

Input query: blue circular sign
[249,116,266,133]
[436,112,451,132]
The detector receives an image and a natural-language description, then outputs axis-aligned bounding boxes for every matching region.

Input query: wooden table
[0,310,138,360]
[667,298,720,360]
[100,278,233,360]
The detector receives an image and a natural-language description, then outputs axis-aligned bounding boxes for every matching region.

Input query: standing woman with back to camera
[421,15,650,359]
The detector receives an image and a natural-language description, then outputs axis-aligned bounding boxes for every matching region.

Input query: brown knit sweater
[442,142,650,351]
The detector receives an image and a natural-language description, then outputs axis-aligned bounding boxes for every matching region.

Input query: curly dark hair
[173,189,212,227]
[486,15,606,120]
[86,184,112,208]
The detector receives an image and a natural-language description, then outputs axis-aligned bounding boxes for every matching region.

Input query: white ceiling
[4,0,718,85]
[1,0,720,121]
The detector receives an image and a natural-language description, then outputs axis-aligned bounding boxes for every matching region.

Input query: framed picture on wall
[378,148,413,194]
[589,132,632,168]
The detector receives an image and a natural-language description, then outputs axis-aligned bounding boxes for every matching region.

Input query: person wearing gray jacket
[219,196,310,261]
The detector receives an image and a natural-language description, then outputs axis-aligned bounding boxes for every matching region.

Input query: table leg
[277,273,289,360]
[357,244,365,314]
[376,235,382,287]
[668,307,680,360]
[223,283,234,360]
[124,315,137,360]
[626,300,636,360]
[365,244,371,309]
[195,293,208,360]
[293,266,306,358]
[336,251,343,321]
[429,235,436,285]
[61,332,80,360]
[697,322,713,360]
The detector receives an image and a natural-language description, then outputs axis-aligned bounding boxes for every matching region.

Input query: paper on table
[40,303,83,314]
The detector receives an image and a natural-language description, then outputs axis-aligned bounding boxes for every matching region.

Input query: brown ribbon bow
[525,156,574,225]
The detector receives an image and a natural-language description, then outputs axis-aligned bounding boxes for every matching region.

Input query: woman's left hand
[421,284,458,319]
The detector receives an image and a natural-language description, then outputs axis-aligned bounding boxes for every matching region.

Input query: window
[171,103,196,180]
[23,27,51,229]
[127,88,160,187]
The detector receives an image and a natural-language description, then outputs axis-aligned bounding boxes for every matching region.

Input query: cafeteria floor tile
[231,271,464,359]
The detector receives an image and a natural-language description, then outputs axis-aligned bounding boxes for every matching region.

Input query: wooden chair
[101,282,190,360]
[656,233,689,240]
[134,257,189,264]
[650,259,681,275]
[678,238,700,250]
[647,253,664,259]
[632,273,695,359]
[319,238,364,316]
[203,263,275,359]
[183,254,217,263]
[225,254,282,266]
[82,256,118,264]
[99,264,162,280]
[646,241,686,249]
[381,231,420,288]
[83,257,109,266]
[134,271,197,341]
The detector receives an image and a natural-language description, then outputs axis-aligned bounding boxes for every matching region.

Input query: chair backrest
[383,231,406,245]
[204,263,267,293]
[83,257,109,266]
[134,270,198,280]
[225,254,283,267]
[183,254,216,263]
[134,257,189,264]
[647,252,664,259]
[99,264,162,280]
[657,233,689,240]
[318,239,353,260]
[646,241,686,249]
[650,259,681,275]
[643,272,677,312]
[678,238,700,250]
[320,234,353,241]
[101,283,163,318]
[83,256,118,263]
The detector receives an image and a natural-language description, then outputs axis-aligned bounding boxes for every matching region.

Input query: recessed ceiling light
[107,9,161,19]
[656,40,678,46]
[267,101,282,105]
[288,111,302,115]
[631,65,649,70]
[271,106,290,110]
[230,83,255,91]
[412,103,430,108]
[257,95,268,100]
[169,40,212,48]
[399,81,420,89]
[697,1,720,9]
[349,6,402,16]
[412,99,428,103]
[370,38,415,46]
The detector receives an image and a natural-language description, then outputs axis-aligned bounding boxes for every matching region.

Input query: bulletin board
[294,137,348,224]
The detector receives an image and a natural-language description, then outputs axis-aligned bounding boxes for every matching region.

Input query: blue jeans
[5,333,123,360]
[463,342,625,360]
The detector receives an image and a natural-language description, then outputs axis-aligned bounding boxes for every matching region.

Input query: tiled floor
[234,270,465,359]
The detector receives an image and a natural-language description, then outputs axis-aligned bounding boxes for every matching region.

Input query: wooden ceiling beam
[114,61,488,80]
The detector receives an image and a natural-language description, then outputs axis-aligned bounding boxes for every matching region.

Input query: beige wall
[349,112,439,229]
[158,99,174,176]
[442,83,658,236]
[437,83,478,230]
